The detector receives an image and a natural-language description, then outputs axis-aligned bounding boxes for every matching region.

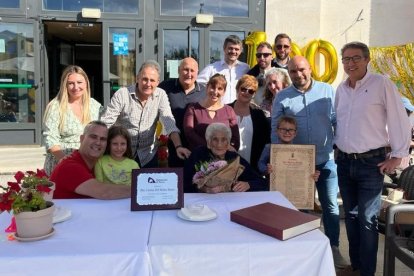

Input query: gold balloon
[290,42,302,57]
[304,39,338,84]
[370,43,414,101]
[245,31,267,68]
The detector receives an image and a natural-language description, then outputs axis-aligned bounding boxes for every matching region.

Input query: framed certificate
[269,144,316,210]
[131,168,184,211]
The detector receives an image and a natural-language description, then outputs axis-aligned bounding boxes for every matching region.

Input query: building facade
[0,0,265,145]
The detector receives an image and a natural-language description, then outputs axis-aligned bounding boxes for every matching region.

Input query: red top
[50,150,93,199]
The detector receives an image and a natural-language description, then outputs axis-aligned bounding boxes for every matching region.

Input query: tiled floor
[333,219,413,276]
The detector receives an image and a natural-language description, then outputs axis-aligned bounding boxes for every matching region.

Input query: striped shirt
[101,85,179,166]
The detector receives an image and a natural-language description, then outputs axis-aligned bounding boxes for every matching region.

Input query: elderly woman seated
[184,122,268,193]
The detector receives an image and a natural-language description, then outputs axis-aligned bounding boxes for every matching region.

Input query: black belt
[338,147,386,159]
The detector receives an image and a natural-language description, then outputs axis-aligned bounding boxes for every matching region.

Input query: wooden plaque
[131,168,183,211]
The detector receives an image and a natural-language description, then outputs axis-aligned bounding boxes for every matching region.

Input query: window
[160,0,248,17]
[0,0,19,8]
[163,29,199,79]
[42,0,139,14]
[0,23,35,123]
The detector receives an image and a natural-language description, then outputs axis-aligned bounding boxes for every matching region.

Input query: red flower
[36,185,52,193]
[36,169,48,178]
[14,171,25,183]
[7,182,21,193]
[157,147,168,160]
[158,135,169,146]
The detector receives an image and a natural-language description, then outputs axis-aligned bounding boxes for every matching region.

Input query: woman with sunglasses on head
[228,75,270,173]
[183,73,240,151]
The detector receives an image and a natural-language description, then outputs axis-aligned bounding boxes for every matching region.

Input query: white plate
[177,209,217,222]
[53,206,72,224]
[13,228,55,242]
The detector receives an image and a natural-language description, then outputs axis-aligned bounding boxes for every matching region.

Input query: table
[1,192,335,276]
[148,191,335,276]
[0,199,153,276]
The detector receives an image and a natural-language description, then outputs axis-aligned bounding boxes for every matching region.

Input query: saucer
[13,228,55,242]
[177,206,217,222]
[53,206,72,224]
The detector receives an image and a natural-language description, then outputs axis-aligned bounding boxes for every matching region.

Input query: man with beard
[197,35,249,104]
[273,33,292,70]
[271,56,348,269]
[247,42,275,105]
[159,57,205,167]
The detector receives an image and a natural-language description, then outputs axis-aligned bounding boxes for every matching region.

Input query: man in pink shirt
[334,41,411,276]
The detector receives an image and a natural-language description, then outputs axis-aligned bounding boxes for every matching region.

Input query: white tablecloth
[0,199,152,276]
[1,192,335,276]
[148,192,335,276]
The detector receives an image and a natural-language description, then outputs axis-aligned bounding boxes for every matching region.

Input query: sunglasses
[240,87,255,95]
[275,44,290,50]
[255,53,272,58]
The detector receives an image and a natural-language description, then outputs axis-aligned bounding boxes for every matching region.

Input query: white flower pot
[14,202,55,238]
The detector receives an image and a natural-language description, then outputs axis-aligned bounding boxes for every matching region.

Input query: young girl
[94,125,139,185]
[258,115,320,181]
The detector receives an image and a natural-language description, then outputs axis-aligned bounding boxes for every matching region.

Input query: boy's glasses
[255,53,272,58]
[277,128,296,134]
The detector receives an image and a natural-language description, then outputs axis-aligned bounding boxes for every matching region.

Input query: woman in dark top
[183,73,240,151]
[184,122,268,193]
[229,75,270,173]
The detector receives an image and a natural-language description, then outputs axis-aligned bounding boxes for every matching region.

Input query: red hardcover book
[230,202,321,240]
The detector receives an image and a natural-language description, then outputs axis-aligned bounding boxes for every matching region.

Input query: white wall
[265,0,414,87]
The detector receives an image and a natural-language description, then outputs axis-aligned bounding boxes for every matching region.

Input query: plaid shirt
[101,85,179,166]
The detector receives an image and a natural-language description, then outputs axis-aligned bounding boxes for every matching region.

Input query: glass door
[157,23,247,82]
[158,23,201,81]
[0,19,42,144]
[102,22,144,106]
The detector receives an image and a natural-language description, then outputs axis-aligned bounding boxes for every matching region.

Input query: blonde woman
[43,65,102,175]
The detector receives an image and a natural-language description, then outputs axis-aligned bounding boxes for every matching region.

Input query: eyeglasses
[275,44,290,50]
[341,55,363,64]
[240,87,255,95]
[277,128,296,134]
[255,52,272,58]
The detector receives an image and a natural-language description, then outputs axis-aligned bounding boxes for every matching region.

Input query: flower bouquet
[192,156,245,192]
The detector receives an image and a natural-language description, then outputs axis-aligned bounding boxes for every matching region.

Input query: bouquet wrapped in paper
[192,156,245,192]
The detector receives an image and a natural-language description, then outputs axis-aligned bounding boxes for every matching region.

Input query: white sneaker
[331,246,349,269]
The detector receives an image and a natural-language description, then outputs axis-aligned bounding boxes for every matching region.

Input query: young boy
[258,115,320,180]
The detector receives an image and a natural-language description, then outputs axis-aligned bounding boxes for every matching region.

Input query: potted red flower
[0,169,55,239]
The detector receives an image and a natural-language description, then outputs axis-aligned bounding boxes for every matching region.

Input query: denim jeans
[336,154,385,276]
[316,159,340,247]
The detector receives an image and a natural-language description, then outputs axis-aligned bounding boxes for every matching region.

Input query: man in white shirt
[197,35,249,104]
[334,41,411,276]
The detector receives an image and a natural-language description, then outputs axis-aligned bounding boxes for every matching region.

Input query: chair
[379,165,414,233]
[383,204,414,276]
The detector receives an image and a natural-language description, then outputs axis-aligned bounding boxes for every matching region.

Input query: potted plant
[0,169,55,239]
